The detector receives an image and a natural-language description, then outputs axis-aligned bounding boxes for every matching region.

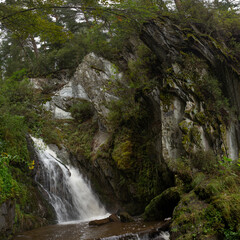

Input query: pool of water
[13,220,169,240]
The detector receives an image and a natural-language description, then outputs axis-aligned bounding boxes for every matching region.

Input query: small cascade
[32,137,107,223]
[99,231,170,240]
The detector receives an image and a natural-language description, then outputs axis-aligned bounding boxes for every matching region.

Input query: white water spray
[99,231,170,240]
[32,137,108,223]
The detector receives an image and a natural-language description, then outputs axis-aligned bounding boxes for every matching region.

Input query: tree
[0,0,163,77]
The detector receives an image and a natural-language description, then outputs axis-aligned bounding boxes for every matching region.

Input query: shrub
[70,100,94,123]
[191,150,218,172]
[0,154,22,203]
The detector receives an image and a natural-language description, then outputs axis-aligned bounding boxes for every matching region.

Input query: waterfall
[32,136,108,223]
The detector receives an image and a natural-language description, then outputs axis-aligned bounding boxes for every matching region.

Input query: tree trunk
[30,35,39,59]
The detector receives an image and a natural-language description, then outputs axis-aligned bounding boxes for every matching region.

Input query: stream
[13,137,169,240]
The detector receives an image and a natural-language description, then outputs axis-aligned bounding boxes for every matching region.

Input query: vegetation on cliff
[0,71,55,239]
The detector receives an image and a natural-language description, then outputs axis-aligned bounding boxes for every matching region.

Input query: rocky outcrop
[74,53,123,130]
[141,17,240,161]
[38,53,123,128]
[43,74,89,120]
[0,188,55,240]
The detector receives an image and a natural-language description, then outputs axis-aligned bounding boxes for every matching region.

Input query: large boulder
[144,187,181,221]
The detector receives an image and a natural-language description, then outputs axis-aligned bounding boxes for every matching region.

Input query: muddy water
[13,220,169,240]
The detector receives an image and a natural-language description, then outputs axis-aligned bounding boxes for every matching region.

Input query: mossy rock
[143,187,181,221]
[212,193,240,231]
[171,192,221,239]
[171,170,240,238]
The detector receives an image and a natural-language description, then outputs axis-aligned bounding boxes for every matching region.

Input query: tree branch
[0,5,129,22]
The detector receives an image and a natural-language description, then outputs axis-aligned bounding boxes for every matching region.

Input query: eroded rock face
[74,53,123,129]
[42,53,122,126]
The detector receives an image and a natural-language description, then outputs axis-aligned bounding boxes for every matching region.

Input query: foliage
[127,43,159,91]
[62,119,98,158]
[70,100,94,123]
[0,0,239,78]
[1,1,240,238]
[0,70,45,207]
[0,69,57,237]
[0,153,22,203]
[0,70,43,164]
[170,152,240,238]
[108,99,143,129]
[223,229,240,240]
[0,0,71,42]
[0,0,162,77]
[190,150,218,173]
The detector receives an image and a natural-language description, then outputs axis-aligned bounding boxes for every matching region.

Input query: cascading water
[14,137,171,240]
[32,136,108,223]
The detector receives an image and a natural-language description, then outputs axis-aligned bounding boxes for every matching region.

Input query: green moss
[204,205,225,233]
[191,172,206,188]
[213,193,240,230]
[171,191,224,239]
[171,156,240,238]
[179,120,203,153]
[112,136,133,170]
[144,187,181,221]
[195,111,207,125]
[180,126,193,153]
[171,191,213,239]
[186,33,202,44]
